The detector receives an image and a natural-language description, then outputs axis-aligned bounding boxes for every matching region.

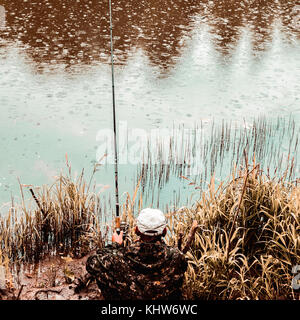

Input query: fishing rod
[108,0,121,234]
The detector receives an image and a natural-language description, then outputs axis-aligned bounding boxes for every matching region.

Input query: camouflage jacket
[86,239,188,300]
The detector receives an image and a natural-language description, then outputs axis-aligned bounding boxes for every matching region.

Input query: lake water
[0,0,299,214]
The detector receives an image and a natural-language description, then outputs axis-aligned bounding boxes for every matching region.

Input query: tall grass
[0,166,104,265]
[166,160,300,300]
[136,116,299,209]
[0,116,299,299]
[0,159,299,299]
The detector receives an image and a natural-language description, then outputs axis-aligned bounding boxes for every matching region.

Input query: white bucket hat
[136,208,167,236]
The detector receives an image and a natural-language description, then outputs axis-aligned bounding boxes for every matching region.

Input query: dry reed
[0,165,104,266]
[166,160,300,300]
[0,116,299,299]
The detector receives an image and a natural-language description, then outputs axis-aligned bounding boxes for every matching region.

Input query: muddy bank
[0,252,102,300]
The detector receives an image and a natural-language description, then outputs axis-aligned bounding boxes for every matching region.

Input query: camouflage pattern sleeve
[86,243,129,300]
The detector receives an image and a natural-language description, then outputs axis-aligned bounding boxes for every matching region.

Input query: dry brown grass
[0,165,104,266]
[166,161,300,300]
[0,159,299,299]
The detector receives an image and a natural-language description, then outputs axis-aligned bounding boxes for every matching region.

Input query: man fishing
[82,1,199,300]
[85,208,194,300]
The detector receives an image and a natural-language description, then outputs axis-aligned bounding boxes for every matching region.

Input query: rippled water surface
[0,1,299,212]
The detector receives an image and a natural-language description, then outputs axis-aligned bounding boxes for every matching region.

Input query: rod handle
[115,216,121,235]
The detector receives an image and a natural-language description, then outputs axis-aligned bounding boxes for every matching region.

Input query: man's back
[86,240,187,300]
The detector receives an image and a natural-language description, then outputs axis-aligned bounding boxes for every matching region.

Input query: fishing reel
[115,217,131,246]
[120,221,131,246]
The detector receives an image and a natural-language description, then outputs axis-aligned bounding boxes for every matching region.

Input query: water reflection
[203,0,299,53]
[0,5,5,30]
[0,0,298,71]
[0,0,299,209]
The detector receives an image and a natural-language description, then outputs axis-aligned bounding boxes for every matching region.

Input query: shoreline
[1,161,299,300]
